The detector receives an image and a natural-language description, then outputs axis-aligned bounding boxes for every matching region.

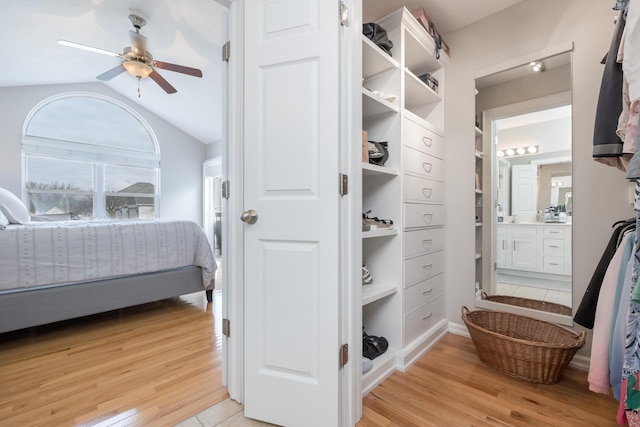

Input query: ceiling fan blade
[129,30,147,57]
[96,64,126,81]
[149,70,177,94]
[154,61,203,78]
[58,40,121,57]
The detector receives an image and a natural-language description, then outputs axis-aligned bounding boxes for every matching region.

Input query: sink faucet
[511,215,517,223]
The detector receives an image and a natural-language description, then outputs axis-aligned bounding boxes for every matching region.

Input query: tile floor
[496,273,572,307]
[174,398,277,427]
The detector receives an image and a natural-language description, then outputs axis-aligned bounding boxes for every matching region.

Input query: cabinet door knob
[422,188,432,198]
[422,162,433,173]
[422,136,433,147]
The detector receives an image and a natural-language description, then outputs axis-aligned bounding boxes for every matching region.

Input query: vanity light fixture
[498,145,539,158]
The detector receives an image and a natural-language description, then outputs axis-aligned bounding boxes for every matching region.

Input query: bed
[0,217,217,333]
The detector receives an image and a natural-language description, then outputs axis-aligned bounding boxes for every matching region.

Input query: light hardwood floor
[358,333,620,427]
[0,291,228,427]
[1,291,621,427]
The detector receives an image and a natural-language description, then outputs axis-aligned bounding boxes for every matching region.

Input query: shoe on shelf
[362,357,373,374]
[362,263,373,285]
[362,210,394,230]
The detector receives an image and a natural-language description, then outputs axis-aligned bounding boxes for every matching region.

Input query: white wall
[0,82,206,224]
[444,0,632,356]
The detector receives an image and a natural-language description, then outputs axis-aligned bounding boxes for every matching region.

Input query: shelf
[475,222,482,227]
[404,68,440,110]
[362,282,398,306]
[362,347,398,395]
[475,189,483,194]
[475,253,482,260]
[475,150,485,159]
[362,87,399,119]
[362,162,399,177]
[362,35,399,80]
[363,229,399,239]
[475,126,483,136]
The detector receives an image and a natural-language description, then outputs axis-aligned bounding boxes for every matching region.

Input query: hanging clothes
[575,219,633,328]
[588,231,634,394]
[593,9,626,168]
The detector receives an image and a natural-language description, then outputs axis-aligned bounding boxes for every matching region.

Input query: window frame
[21,92,161,219]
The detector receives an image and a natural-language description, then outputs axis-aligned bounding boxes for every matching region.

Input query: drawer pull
[423,264,433,272]
[423,214,433,224]
[422,288,433,295]
[422,136,433,147]
[422,162,433,173]
[549,245,559,248]
[549,262,560,266]
[422,188,433,198]
[422,239,433,250]
[549,231,559,234]
[422,313,433,321]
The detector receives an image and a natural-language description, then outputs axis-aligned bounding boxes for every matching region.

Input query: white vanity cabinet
[496,223,571,276]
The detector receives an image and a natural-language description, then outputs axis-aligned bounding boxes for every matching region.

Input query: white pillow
[0,209,7,229]
[0,188,30,224]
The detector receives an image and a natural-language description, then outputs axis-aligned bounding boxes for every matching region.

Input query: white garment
[625,0,640,101]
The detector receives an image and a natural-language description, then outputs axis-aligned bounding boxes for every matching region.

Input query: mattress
[0,218,216,292]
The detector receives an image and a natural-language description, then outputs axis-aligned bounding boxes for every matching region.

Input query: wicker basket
[461,306,585,384]
[481,291,572,316]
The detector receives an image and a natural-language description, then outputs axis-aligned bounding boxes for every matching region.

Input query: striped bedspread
[0,219,216,292]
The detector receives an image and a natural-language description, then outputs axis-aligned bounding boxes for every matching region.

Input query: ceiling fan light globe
[123,60,153,78]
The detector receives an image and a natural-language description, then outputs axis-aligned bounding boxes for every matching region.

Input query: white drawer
[543,256,564,273]
[404,250,444,286]
[403,147,444,181]
[404,274,444,313]
[510,225,538,236]
[403,117,445,159]
[404,228,444,258]
[543,238,564,256]
[404,203,445,229]
[543,227,566,238]
[403,175,443,203]
[404,297,444,345]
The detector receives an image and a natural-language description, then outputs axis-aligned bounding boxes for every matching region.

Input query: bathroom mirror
[475,46,573,325]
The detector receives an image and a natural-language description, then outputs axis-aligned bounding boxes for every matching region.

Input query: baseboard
[397,319,449,371]
[570,353,589,371]
[447,320,469,337]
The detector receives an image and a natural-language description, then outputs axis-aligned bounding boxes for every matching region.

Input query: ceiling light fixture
[123,60,153,78]
[531,61,544,72]
[505,148,515,156]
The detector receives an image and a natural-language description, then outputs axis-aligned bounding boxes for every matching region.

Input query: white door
[511,164,538,217]
[243,1,341,426]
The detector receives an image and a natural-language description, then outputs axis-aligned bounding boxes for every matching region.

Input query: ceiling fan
[58,12,203,95]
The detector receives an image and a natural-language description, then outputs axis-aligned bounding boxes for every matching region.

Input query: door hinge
[222,41,231,62]
[339,343,349,368]
[221,180,230,199]
[340,2,349,26]
[339,173,348,196]
[222,318,231,337]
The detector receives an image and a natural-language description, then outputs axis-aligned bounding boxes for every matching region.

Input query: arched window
[22,93,160,219]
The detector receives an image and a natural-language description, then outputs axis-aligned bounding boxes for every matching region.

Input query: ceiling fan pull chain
[138,77,141,98]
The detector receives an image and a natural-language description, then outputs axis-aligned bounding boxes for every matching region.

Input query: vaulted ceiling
[2,1,522,145]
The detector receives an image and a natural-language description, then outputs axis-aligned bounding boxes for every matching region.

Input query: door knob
[241,209,258,224]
